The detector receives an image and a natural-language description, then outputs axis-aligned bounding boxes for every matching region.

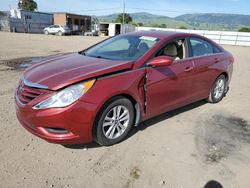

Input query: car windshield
[83,35,159,61]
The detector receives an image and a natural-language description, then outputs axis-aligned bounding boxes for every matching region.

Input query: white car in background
[43,25,71,36]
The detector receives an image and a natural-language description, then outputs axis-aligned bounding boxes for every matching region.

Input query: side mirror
[148,56,173,67]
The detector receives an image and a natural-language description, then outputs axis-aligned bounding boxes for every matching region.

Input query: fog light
[45,128,69,134]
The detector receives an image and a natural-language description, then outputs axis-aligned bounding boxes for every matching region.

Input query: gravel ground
[0,32,250,188]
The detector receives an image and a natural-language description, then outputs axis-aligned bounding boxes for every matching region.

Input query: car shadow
[63,142,101,149]
[63,100,207,149]
[128,100,207,138]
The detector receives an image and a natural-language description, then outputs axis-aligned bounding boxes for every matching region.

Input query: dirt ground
[0,32,250,188]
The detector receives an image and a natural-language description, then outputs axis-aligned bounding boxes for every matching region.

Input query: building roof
[19,9,53,15]
[53,12,91,18]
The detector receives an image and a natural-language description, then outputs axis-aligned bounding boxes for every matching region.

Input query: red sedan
[15,31,234,146]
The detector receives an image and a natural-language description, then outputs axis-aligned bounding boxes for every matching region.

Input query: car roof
[126,30,202,40]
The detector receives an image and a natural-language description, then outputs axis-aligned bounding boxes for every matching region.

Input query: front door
[146,38,195,118]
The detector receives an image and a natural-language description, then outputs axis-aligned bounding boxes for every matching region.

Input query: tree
[149,23,160,28]
[137,22,143,26]
[238,27,250,32]
[159,24,167,28]
[91,17,99,25]
[179,25,187,29]
[18,0,38,11]
[115,13,132,24]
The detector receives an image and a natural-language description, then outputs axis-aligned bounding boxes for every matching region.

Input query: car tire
[58,31,63,36]
[44,30,49,35]
[93,97,135,146]
[207,75,227,103]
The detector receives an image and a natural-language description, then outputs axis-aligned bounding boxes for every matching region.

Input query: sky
[0,0,250,17]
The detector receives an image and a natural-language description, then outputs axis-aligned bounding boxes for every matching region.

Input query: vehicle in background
[43,25,71,36]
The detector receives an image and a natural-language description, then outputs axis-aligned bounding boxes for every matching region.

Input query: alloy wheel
[213,78,225,99]
[102,105,130,139]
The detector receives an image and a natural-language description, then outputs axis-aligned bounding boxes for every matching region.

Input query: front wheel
[94,97,135,146]
[44,30,49,35]
[207,75,227,103]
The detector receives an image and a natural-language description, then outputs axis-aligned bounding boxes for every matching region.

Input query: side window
[190,38,213,57]
[213,46,222,54]
[157,39,186,61]
[54,25,60,28]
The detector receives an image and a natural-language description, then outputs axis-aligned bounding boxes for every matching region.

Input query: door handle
[185,67,194,72]
[214,58,220,63]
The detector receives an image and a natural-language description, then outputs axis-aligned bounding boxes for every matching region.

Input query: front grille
[17,81,44,104]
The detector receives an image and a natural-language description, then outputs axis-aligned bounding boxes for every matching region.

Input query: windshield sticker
[139,36,158,41]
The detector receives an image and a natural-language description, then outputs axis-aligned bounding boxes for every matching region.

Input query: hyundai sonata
[15,31,234,146]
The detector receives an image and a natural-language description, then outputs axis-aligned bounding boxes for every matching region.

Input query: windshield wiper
[81,52,112,60]
[94,55,112,60]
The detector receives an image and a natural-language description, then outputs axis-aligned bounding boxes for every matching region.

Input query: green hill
[97,12,250,31]
[175,13,250,31]
[97,12,188,28]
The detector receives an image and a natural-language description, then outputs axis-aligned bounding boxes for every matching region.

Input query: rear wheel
[58,31,63,36]
[94,97,135,146]
[207,75,227,103]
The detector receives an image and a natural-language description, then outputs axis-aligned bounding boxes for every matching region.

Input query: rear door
[187,37,223,100]
[146,38,195,118]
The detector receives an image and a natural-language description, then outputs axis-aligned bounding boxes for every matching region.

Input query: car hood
[24,53,133,90]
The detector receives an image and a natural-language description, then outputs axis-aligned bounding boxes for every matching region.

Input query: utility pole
[122,1,125,24]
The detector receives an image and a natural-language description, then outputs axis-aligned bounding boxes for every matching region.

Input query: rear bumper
[15,97,97,145]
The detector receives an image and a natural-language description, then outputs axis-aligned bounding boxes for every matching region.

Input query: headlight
[33,79,95,109]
